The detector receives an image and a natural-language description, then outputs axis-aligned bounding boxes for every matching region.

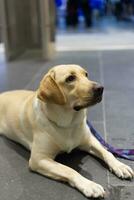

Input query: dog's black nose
[94,85,104,96]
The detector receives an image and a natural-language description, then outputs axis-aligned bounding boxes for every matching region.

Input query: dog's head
[37,65,104,111]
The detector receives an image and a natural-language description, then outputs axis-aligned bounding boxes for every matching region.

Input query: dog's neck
[34,98,87,128]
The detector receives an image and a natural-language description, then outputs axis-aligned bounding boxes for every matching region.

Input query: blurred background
[0,0,134,60]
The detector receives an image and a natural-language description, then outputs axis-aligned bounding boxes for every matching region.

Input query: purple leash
[87,120,134,161]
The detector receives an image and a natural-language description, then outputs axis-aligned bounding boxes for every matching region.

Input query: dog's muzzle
[73,85,104,111]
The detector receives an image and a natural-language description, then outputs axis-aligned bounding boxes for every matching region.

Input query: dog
[0,64,133,198]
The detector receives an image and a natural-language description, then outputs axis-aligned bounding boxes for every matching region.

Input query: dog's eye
[65,75,76,83]
[85,72,88,77]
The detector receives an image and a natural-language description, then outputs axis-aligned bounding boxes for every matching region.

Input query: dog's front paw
[110,160,134,179]
[76,178,105,198]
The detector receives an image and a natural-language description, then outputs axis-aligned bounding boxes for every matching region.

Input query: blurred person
[79,0,92,27]
[122,0,133,20]
[66,0,92,27]
[66,0,79,26]
[112,0,123,20]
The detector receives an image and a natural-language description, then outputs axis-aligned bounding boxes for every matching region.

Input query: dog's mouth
[73,95,102,111]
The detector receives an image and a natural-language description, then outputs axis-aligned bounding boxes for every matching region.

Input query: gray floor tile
[102,53,134,189]
[0,59,45,91]
[105,185,134,200]
[101,50,134,90]
[105,90,134,147]
[88,102,103,122]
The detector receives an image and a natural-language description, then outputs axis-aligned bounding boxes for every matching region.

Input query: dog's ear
[37,73,66,105]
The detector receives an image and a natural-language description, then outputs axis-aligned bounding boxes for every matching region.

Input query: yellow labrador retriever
[0,65,133,198]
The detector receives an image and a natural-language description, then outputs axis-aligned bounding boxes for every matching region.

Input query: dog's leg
[80,124,134,179]
[29,157,106,198]
[29,147,105,198]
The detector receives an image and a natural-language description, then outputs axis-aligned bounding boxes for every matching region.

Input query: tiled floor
[0,50,134,200]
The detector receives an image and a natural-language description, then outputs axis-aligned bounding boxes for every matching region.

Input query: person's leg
[81,0,92,27]
[66,0,78,26]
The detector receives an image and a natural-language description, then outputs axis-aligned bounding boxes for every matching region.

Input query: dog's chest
[54,126,83,153]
